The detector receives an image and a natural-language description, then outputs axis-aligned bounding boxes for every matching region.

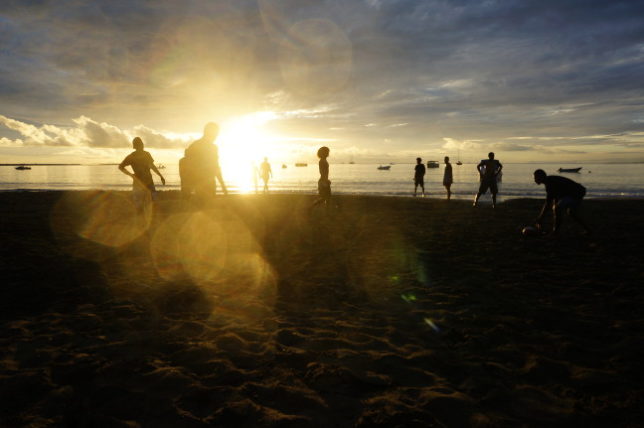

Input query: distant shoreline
[0,189,643,201]
[2,162,644,166]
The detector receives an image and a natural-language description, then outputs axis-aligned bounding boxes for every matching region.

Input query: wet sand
[1,191,642,427]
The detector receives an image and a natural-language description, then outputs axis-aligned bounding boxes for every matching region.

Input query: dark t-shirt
[185,139,219,178]
[443,163,453,184]
[414,164,426,178]
[120,150,155,189]
[544,175,586,200]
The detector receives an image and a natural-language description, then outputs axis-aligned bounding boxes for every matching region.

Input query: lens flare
[150,210,276,295]
[79,192,152,247]
[424,318,441,333]
[51,191,151,254]
[401,293,417,303]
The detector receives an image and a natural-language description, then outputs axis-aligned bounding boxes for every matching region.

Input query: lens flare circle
[51,191,151,253]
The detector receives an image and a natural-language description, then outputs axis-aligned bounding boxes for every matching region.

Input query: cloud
[0,114,189,149]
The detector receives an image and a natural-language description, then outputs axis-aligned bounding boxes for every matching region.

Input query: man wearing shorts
[534,169,590,235]
[473,152,502,208]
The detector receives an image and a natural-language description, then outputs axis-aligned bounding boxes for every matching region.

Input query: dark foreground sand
[1,191,642,427]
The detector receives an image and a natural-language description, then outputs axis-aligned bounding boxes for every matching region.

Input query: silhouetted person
[534,169,591,235]
[473,152,503,208]
[119,137,165,210]
[181,122,228,199]
[414,157,425,197]
[443,156,453,200]
[311,146,332,210]
[260,157,272,193]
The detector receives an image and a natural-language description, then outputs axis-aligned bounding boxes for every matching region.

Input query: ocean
[2,162,644,200]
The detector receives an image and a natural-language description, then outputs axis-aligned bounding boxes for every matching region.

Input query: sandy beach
[1,191,642,427]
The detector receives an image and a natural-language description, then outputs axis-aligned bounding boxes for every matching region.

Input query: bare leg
[492,193,497,208]
[473,192,481,206]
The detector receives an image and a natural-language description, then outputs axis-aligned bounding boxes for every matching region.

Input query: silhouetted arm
[536,194,553,227]
[215,168,228,195]
[150,163,166,185]
[118,160,134,179]
[496,162,503,176]
[476,161,484,176]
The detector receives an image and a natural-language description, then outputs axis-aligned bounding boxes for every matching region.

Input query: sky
[1,0,644,165]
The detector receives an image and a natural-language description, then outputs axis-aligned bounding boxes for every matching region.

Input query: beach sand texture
[1,191,642,427]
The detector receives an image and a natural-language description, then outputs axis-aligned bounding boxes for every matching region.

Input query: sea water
[1,163,644,200]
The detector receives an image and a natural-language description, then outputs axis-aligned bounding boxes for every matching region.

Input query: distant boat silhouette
[426,160,439,168]
[456,160,463,166]
[15,165,31,170]
[295,163,307,167]
[558,167,582,173]
[156,164,166,169]
[377,165,391,170]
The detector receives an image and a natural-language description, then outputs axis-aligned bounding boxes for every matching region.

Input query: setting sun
[218,112,279,193]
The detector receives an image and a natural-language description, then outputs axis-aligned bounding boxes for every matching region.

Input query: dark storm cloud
[1,0,643,159]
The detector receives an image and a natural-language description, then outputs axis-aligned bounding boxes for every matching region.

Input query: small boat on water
[426,160,439,168]
[15,165,31,170]
[295,163,307,167]
[377,165,391,170]
[156,164,166,169]
[456,160,463,166]
[558,167,582,173]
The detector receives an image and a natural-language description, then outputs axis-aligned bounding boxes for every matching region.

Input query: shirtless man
[473,152,503,208]
[260,157,272,193]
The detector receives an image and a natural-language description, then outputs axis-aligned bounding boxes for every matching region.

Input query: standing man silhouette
[443,156,453,200]
[413,157,426,197]
[119,137,165,211]
[260,157,272,193]
[181,122,227,199]
[473,152,503,208]
[311,146,333,210]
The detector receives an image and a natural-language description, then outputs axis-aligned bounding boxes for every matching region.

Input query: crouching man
[534,169,591,235]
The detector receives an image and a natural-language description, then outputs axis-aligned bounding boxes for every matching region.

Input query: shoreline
[2,188,644,201]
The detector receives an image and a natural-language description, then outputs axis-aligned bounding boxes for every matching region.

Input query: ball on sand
[522,226,539,236]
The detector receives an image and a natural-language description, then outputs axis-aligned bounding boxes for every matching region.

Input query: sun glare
[218,112,279,193]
